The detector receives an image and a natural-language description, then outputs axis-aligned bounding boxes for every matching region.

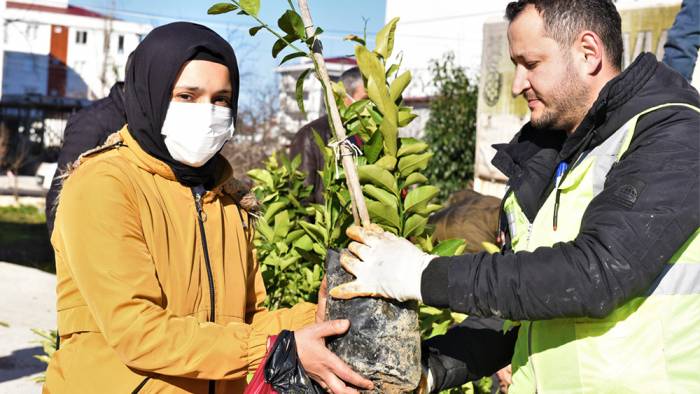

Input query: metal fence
[0,95,89,175]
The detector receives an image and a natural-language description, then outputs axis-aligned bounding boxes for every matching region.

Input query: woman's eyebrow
[174,85,203,92]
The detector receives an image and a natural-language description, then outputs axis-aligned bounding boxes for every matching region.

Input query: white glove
[329,225,436,302]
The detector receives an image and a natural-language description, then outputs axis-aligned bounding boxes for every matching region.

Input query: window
[75,30,87,44]
[117,34,124,53]
[26,23,39,40]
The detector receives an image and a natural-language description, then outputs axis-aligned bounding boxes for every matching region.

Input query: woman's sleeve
[57,161,303,380]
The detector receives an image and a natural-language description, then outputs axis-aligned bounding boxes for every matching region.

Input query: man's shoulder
[298,116,331,138]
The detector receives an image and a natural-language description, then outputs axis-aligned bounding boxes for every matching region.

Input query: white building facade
[2,0,151,101]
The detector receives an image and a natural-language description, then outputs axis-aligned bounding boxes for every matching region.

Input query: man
[331,1,700,392]
[45,82,126,235]
[289,66,366,203]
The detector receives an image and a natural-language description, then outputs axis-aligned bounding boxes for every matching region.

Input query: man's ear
[576,30,604,75]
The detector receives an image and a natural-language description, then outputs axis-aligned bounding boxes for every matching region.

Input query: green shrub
[424,53,479,202]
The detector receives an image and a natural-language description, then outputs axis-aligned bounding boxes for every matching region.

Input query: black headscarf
[124,22,239,188]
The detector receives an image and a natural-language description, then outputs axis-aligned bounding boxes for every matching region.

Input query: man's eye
[525,62,538,70]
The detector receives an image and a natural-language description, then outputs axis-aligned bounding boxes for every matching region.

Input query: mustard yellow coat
[44,127,316,393]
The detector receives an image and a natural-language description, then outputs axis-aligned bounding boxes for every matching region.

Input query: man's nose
[511,65,530,97]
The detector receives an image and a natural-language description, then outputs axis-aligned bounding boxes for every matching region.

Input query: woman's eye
[176,93,194,101]
[214,97,231,106]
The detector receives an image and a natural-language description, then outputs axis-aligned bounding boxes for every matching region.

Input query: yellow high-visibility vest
[503,103,700,393]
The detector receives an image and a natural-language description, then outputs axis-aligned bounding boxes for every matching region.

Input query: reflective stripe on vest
[504,103,700,394]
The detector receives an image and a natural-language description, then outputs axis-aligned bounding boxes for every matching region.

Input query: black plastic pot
[324,249,421,393]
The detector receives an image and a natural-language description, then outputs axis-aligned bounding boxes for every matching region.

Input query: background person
[288,66,366,203]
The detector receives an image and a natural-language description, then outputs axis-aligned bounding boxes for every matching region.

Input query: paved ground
[0,262,56,393]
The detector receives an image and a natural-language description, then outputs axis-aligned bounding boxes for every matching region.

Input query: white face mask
[161,101,234,167]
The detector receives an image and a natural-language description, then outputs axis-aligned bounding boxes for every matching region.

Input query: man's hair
[340,67,363,97]
[505,0,623,69]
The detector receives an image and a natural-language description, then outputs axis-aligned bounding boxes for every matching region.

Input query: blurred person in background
[288,66,366,203]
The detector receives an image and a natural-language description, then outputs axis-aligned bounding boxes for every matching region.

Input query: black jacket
[421,53,700,390]
[288,115,332,204]
[45,82,127,235]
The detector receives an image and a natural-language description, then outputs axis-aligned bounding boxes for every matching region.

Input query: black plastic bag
[264,330,324,393]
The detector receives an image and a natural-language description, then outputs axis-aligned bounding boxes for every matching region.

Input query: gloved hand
[329,225,436,302]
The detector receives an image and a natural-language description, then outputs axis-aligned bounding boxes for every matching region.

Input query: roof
[7,1,108,19]
[324,57,357,65]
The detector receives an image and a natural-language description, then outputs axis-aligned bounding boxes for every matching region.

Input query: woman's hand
[296,320,374,393]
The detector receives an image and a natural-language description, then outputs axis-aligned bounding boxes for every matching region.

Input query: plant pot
[324,249,421,393]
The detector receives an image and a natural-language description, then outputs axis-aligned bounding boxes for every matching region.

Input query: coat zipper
[528,321,538,393]
[131,187,218,394]
[192,186,217,394]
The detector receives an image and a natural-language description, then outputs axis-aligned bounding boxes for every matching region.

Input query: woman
[44,22,371,394]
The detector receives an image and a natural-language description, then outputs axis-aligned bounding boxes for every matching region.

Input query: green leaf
[404,185,439,213]
[397,138,429,157]
[362,184,398,208]
[299,221,329,245]
[207,2,238,14]
[344,34,366,46]
[285,229,306,243]
[305,27,324,45]
[374,155,397,171]
[280,51,308,65]
[366,199,401,228]
[413,203,442,216]
[403,213,428,238]
[358,164,399,195]
[398,108,418,127]
[363,131,383,164]
[346,99,370,117]
[249,25,264,36]
[402,173,428,188]
[389,71,411,102]
[482,242,501,254]
[379,115,398,157]
[398,152,433,177]
[375,17,399,59]
[272,211,291,240]
[278,10,306,39]
[248,169,274,189]
[256,218,274,241]
[272,35,295,58]
[432,239,467,257]
[293,234,314,251]
[295,68,312,114]
[355,46,392,112]
[386,63,400,78]
[263,200,288,222]
[239,0,260,16]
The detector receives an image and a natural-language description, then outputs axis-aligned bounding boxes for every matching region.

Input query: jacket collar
[491,53,659,221]
[118,126,233,194]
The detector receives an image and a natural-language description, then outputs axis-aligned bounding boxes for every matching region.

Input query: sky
[69,0,387,105]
